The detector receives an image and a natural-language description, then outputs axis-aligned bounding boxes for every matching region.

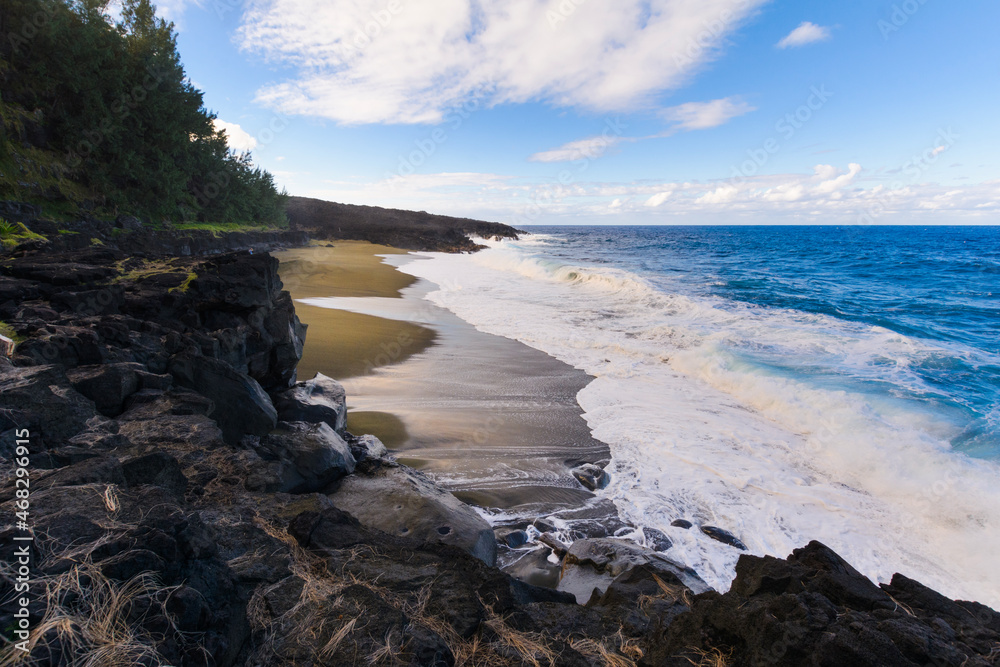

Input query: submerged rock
[701,525,748,550]
[558,538,709,604]
[571,462,610,491]
[331,464,498,566]
[504,546,563,589]
[643,527,673,551]
[495,527,530,548]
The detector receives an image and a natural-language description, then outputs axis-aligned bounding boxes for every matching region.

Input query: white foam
[397,235,1000,608]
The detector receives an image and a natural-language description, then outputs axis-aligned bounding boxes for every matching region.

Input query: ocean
[396,225,1000,608]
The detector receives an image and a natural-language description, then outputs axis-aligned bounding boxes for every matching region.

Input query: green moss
[57,229,80,235]
[90,237,104,246]
[168,271,198,294]
[173,222,273,236]
[0,321,23,344]
[0,218,46,250]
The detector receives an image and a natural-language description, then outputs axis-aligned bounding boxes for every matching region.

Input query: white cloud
[528,135,626,162]
[300,166,1000,225]
[697,184,740,204]
[645,191,673,207]
[661,96,756,130]
[238,0,768,124]
[813,162,861,194]
[213,119,258,152]
[531,95,753,164]
[776,21,831,49]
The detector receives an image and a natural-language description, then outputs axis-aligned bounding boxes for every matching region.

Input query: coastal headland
[1,207,999,666]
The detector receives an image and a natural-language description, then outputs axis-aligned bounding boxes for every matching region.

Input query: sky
[159,0,1000,225]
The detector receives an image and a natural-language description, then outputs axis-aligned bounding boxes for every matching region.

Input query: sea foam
[397,235,1000,607]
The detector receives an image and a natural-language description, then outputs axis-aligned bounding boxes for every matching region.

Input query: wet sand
[276,243,437,379]
[274,244,611,518]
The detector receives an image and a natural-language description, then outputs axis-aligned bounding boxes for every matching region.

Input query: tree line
[0,0,287,225]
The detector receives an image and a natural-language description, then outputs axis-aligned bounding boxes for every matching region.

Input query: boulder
[701,525,748,550]
[558,538,710,604]
[0,365,97,444]
[571,463,610,491]
[255,422,355,493]
[643,527,673,552]
[331,465,497,566]
[273,372,347,434]
[495,527,530,549]
[168,353,276,443]
[66,362,144,417]
[504,546,563,590]
[347,433,390,472]
[671,519,693,529]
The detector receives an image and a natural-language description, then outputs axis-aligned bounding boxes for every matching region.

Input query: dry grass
[682,645,734,667]
[569,629,644,667]
[638,572,692,614]
[885,593,916,617]
[366,629,403,665]
[0,559,176,667]
[247,516,569,667]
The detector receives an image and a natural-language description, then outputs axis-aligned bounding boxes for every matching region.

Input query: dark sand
[275,245,611,518]
[275,243,437,379]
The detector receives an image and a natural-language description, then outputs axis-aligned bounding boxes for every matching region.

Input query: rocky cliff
[1,240,998,666]
[285,196,521,252]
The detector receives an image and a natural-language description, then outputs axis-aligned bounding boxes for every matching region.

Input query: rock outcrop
[285,196,521,251]
[330,463,499,566]
[651,541,1000,666]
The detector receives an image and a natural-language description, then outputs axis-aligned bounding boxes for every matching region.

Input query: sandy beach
[274,243,611,519]
[275,242,438,380]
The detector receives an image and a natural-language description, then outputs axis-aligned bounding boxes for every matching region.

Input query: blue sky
[160,0,1000,225]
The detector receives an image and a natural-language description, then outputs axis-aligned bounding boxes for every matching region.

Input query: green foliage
[173,221,280,235]
[0,0,287,226]
[0,217,46,249]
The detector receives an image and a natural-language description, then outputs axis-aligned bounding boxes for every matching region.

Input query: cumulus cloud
[776,21,831,49]
[303,165,1000,225]
[237,0,768,124]
[645,191,673,207]
[661,96,756,130]
[213,119,258,152]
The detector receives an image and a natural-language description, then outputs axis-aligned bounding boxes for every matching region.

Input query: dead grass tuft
[0,559,175,667]
[569,636,639,667]
[682,645,734,667]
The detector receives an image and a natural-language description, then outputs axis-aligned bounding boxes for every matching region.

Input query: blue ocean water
[531,225,1000,461]
[400,224,1000,604]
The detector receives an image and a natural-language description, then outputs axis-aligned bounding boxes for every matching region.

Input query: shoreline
[275,242,438,381]
[276,243,613,515]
